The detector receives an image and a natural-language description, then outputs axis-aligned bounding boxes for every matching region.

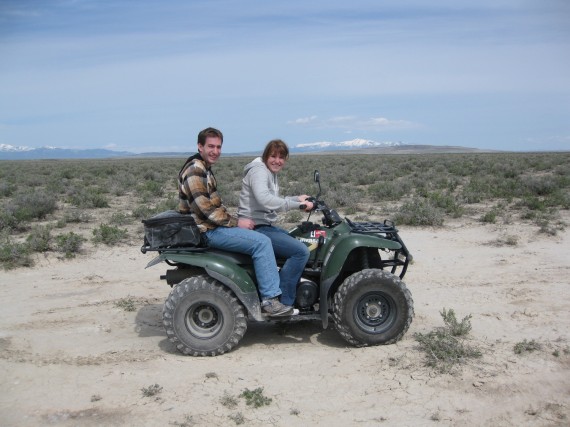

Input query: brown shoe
[261,297,294,317]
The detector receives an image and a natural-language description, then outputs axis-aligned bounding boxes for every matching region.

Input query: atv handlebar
[300,196,318,211]
[301,197,342,227]
[302,171,341,226]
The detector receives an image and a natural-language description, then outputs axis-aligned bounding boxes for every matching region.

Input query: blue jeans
[204,226,281,301]
[255,225,310,306]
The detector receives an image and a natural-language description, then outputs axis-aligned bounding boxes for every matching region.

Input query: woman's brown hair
[262,139,289,163]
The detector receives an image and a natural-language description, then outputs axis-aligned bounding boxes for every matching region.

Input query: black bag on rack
[142,210,203,250]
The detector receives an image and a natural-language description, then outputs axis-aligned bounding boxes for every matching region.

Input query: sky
[1,0,569,154]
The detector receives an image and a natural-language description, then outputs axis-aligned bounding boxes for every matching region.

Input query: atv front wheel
[332,269,413,346]
[163,275,247,356]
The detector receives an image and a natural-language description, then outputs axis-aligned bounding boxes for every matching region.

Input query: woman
[238,139,314,311]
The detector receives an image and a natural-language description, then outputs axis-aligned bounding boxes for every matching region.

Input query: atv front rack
[346,219,413,278]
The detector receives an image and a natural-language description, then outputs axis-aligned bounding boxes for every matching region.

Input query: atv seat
[207,248,253,265]
[206,248,287,268]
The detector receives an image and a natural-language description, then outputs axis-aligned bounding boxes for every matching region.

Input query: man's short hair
[198,127,223,146]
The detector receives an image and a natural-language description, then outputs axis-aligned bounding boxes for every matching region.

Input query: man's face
[198,136,222,166]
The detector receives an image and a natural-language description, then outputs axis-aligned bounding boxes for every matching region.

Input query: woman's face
[266,150,286,174]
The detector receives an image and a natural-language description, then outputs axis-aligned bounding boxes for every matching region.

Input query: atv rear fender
[146,252,264,321]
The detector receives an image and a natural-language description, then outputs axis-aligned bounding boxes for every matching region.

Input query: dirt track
[1,215,569,426]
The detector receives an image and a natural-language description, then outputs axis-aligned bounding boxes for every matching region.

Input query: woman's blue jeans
[204,226,281,301]
[255,225,310,306]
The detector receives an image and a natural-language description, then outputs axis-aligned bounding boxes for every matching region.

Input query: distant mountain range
[293,138,404,152]
[0,144,133,160]
[0,139,489,160]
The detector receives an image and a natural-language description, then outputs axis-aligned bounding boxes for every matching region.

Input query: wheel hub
[364,302,382,319]
[194,305,216,327]
[185,303,222,338]
[354,292,393,332]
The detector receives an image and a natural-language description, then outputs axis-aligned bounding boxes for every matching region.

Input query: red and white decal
[311,230,327,238]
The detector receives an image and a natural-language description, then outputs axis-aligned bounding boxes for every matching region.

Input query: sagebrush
[1,152,569,269]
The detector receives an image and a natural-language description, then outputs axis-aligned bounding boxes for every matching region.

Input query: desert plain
[0,214,569,426]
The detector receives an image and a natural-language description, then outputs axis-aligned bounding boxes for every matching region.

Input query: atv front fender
[318,234,402,328]
[322,234,401,282]
[147,252,263,321]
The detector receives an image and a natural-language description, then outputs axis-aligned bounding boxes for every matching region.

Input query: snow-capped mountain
[0,145,133,160]
[294,138,404,151]
[0,139,487,160]
[0,144,34,152]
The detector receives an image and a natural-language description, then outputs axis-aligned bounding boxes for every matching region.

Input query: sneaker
[261,297,294,317]
[292,308,300,316]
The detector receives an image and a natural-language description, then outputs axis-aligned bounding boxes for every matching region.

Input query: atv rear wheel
[163,275,247,356]
[332,269,413,347]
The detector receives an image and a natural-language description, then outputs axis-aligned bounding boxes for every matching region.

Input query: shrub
[240,388,272,408]
[110,212,132,225]
[514,339,541,354]
[284,210,303,224]
[115,297,136,312]
[495,234,519,246]
[427,191,464,218]
[6,190,58,222]
[440,308,472,336]
[220,392,238,408]
[0,236,33,270]
[343,205,358,215]
[131,205,156,220]
[55,232,85,258]
[68,189,109,208]
[26,225,53,252]
[138,180,164,198]
[0,210,20,231]
[414,308,481,373]
[131,198,179,221]
[228,413,245,425]
[92,223,128,245]
[63,210,93,223]
[520,175,558,196]
[394,198,445,226]
[154,197,179,212]
[141,384,162,397]
[368,180,411,201]
[0,182,15,198]
[481,209,498,224]
[519,196,546,212]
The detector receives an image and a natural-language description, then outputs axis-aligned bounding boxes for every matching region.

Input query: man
[178,127,293,317]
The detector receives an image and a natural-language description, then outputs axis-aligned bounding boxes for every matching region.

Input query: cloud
[289,115,318,124]
[289,115,419,132]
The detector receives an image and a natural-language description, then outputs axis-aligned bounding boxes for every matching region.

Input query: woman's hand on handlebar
[299,195,315,211]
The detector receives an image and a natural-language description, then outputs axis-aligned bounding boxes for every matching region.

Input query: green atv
[143,171,414,356]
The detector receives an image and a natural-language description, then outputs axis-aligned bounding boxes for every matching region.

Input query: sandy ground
[1,214,569,427]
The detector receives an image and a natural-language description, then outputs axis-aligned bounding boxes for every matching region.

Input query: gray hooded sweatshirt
[238,157,303,225]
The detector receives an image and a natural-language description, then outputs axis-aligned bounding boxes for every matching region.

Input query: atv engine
[295,278,319,309]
